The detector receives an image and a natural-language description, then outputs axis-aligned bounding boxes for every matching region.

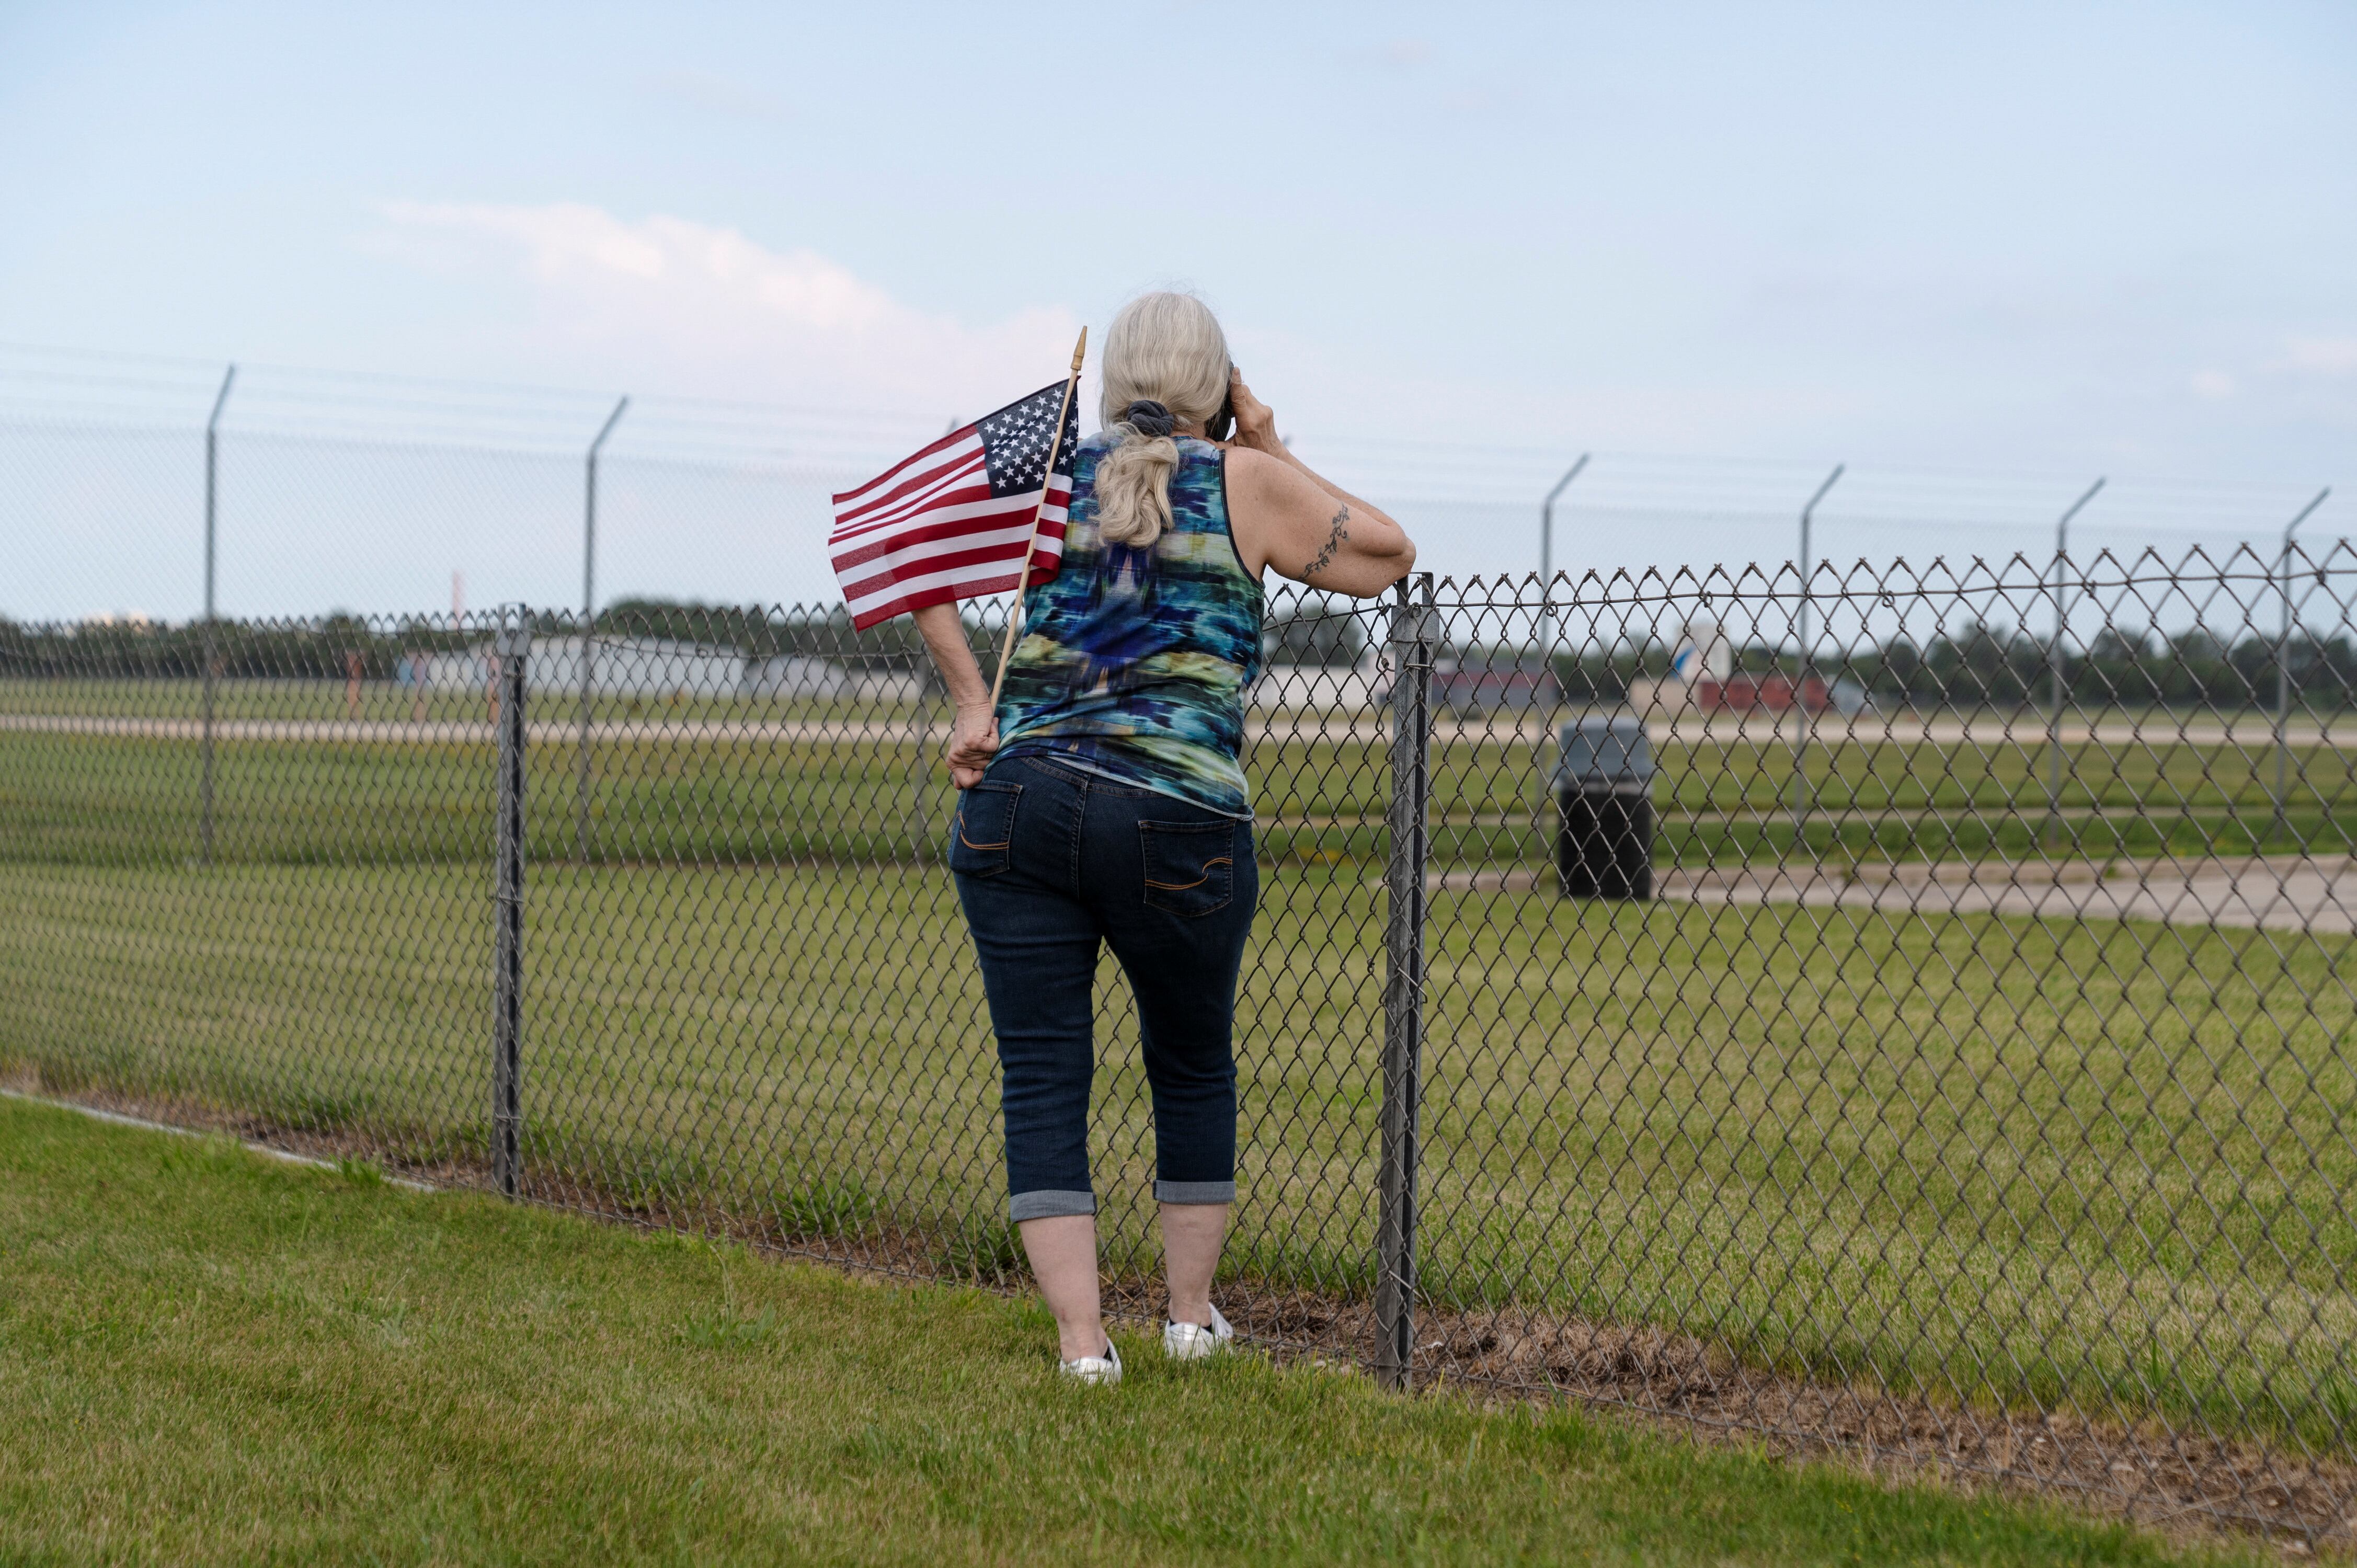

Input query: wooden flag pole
[986,326,1088,709]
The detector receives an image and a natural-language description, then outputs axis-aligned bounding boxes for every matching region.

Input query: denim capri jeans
[948,753,1258,1222]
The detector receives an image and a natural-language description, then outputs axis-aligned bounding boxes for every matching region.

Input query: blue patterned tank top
[994,432,1264,816]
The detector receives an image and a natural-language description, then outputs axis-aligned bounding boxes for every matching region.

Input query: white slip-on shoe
[1162,1303,1234,1361]
[1058,1336,1123,1386]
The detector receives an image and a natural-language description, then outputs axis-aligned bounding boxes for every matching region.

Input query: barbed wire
[0,342,2339,626]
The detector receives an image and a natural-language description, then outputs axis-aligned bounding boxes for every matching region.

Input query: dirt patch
[1111,1288,2357,1555]
[13,1074,2351,1555]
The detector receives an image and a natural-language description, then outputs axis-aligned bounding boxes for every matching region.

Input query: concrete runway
[1424,854,2357,936]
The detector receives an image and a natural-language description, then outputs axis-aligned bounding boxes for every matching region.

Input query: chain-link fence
[5,354,2355,1542]
[7,542,2357,1539]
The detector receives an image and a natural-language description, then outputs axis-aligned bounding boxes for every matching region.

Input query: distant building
[530,637,744,699]
[1626,618,1866,716]
[746,655,923,704]
[743,655,850,700]
[1432,654,1559,714]
[399,639,931,705]
[408,647,494,692]
[409,637,740,700]
[1696,673,1831,714]
[1250,648,1393,711]
[1642,673,1869,715]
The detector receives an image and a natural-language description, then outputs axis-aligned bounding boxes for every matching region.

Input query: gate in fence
[6,545,2357,1541]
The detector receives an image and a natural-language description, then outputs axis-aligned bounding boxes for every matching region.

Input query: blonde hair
[1093,292,1231,549]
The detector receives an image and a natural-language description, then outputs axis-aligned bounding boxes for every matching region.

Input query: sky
[1,0,2352,619]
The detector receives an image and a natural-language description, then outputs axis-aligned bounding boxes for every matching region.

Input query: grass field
[5,681,2355,1458]
[6,841,2353,1448]
[0,1097,2259,1566]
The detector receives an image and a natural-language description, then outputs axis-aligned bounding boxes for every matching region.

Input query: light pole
[2274,486,2333,844]
[200,363,236,865]
[1537,454,1589,683]
[1790,464,1844,844]
[578,395,629,864]
[2044,478,2105,851]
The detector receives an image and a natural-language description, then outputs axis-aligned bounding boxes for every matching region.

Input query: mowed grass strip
[5,720,2351,870]
[0,1098,2259,1567]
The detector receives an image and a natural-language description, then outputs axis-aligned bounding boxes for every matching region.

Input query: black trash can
[1553,715,1656,899]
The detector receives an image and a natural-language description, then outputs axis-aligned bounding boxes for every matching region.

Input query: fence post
[913,664,939,863]
[1790,464,1843,848]
[2045,478,2104,851]
[2274,488,2332,842]
[493,610,531,1198]
[578,395,628,864]
[199,363,235,865]
[1376,572,1435,1391]
[1537,454,1590,666]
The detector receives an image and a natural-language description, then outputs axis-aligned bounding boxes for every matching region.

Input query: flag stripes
[828,381,1076,630]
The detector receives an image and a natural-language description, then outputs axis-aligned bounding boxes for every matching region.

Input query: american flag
[829,381,1081,630]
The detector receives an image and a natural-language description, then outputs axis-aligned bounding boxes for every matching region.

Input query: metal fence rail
[5,544,2357,1540]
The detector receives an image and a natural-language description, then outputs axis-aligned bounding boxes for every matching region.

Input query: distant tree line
[5,604,2350,709]
[0,601,935,681]
[0,613,477,681]
[1509,619,2357,709]
[1822,621,2357,709]
[592,599,929,671]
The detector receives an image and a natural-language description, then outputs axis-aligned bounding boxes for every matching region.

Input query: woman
[911,291,1416,1383]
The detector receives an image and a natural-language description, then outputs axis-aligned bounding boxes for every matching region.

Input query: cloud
[2189,369,2237,400]
[639,68,793,123]
[372,201,1079,415]
[2283,337,2357,377]
[1344,38,1435,68]
[1334,39,1517,118]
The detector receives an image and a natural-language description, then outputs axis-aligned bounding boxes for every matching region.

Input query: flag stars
[980,383,1078,496]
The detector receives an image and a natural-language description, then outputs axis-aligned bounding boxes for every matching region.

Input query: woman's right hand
[1218,368,1417,596]
[1225,368,1284,457]
[945,704,999,789]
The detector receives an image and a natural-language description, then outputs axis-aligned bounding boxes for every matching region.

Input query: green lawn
[6,850,2353,1450]
[5,693,2355,1463]
[0,1097,2258,1566]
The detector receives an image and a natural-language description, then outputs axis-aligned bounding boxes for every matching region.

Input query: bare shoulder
[1220,442,1411,594]
[1221,447,1311,578]
[1221,445,1319,512]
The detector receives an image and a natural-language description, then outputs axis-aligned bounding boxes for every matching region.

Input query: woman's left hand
[945,704,999,788]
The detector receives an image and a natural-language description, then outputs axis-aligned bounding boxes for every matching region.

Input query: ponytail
[1093,291,1232,552]
[1095,399,1180,548]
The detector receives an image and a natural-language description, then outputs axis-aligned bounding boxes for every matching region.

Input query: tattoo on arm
[1302,506,1350,579]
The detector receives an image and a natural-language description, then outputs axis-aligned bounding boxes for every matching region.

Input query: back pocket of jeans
[1140,819,1235,917]
[949,781,1021,878]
